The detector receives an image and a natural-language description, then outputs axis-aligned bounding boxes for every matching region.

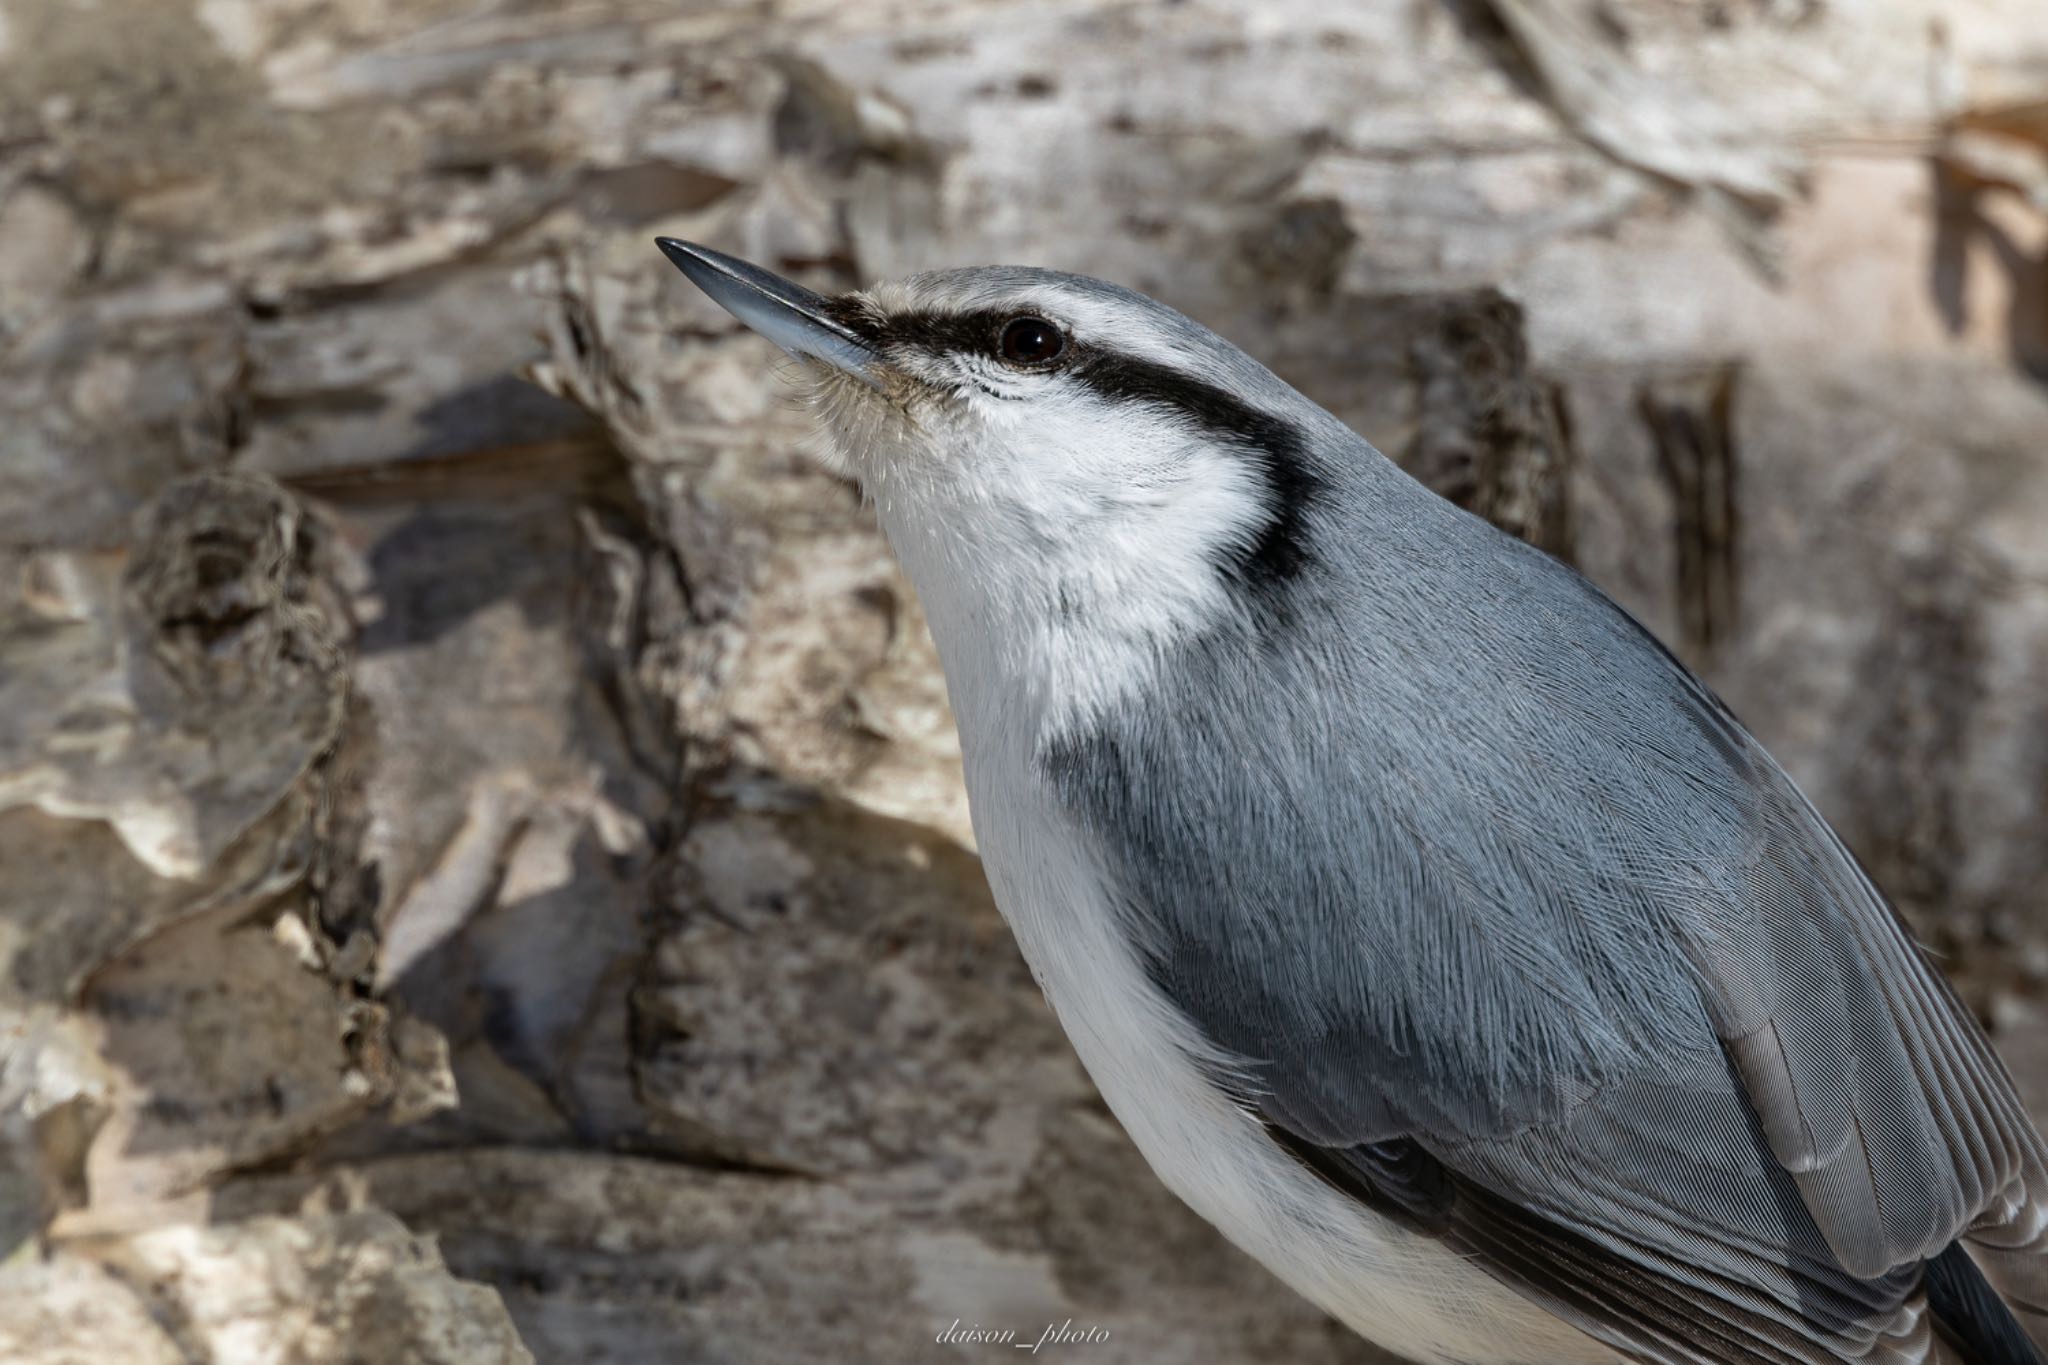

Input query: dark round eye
[998,316,1066,367]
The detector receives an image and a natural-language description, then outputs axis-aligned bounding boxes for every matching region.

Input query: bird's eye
[997,316,1066,368]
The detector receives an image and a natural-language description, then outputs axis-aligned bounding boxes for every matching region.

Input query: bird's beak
[654,238,882,386]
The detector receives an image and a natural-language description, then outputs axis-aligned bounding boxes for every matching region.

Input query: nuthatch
[657,238,2048,1365]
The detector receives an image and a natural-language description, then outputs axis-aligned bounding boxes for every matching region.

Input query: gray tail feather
[1925,1242,2047,1365]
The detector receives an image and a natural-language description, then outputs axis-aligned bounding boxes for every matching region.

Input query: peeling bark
[2,2,2045,1362]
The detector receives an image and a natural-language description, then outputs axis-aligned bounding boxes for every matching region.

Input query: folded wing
[1043,533,2048,1363]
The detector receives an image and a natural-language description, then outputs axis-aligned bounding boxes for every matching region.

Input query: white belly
[973,782,1620,1365]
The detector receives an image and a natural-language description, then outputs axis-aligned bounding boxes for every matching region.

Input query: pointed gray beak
[655,238,880,384]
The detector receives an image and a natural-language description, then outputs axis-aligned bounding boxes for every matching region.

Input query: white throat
[843,384,1610,1365]
[860,408,1268,750]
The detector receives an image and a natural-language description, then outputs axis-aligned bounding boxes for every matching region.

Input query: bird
[654,236,2048,1365]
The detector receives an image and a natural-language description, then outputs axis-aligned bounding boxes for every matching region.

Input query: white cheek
[864,389,1271,741]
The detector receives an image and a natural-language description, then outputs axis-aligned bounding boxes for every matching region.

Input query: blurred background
[2,1,2046,1361]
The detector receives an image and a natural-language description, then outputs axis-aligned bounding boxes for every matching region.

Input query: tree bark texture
[2,1,2046,1361]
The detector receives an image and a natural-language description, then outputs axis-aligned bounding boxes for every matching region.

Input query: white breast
[965,753,1620,1365]
[861,412,1617,1363]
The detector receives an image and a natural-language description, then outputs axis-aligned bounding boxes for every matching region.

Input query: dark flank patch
[1263,1125,1454,1234]
[830,301,1324,592]
[1266,1122,1854,1365]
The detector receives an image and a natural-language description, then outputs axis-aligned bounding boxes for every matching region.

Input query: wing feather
[1042,512,2048,1361]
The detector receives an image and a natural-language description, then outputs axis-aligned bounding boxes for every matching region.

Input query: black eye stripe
[842,302,1321,589]
[1067,350,1322,588]
[864,308,1011,354]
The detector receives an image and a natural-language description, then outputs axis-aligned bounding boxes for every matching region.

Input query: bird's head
[655,239,1342,726]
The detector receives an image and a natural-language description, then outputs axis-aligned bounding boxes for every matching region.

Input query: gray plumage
[1042,453,2048,1359]
[656,238,2048,1365]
